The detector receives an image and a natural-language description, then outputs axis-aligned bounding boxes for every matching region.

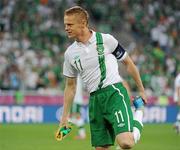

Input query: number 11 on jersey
[115,110,124,123]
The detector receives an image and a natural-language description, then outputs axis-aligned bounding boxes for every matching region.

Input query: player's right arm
[60,77,76,127]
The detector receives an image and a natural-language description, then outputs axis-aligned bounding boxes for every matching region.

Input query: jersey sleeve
[63,51,77,77]
[106,34,128,61]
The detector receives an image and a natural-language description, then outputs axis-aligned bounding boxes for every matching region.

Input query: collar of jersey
[76,30,96,46]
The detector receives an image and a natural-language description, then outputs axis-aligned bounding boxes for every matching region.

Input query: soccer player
[174,73,180,134]
[70,75,86,139]
[60,6,147,150]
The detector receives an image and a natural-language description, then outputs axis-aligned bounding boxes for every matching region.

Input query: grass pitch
[0,124,180,150]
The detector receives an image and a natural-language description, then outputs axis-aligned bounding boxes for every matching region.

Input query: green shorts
[89,83,133,147]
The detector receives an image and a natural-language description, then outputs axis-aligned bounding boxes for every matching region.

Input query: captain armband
[112,44,127,61]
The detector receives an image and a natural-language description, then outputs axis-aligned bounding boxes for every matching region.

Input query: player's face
[64,14,84,39]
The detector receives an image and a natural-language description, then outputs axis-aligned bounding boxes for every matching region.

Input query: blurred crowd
[0,0,179,96]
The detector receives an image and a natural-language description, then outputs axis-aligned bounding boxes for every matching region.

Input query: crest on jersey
[97,44,104,55]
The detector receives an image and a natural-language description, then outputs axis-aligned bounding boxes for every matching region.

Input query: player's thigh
[106,84,134,135]
[89,95,114,147]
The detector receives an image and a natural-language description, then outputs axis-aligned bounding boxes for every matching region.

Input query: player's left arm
[110,39,147,104]
[122,55,147,104]
[107,34,146,103]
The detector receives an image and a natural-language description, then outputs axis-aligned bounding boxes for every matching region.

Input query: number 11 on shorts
[115,110,124,123]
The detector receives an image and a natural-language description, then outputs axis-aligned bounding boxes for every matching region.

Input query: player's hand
[55,124,72,141]
[139,91,147,104]
[56,118,72,141]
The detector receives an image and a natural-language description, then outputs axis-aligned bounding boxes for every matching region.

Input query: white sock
[133,127,141,143]
[134,110,143,126]
[133,110,144,143]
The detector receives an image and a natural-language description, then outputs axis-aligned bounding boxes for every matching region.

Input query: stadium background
[0,0,180,150]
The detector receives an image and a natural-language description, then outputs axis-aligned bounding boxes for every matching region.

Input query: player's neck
[76,29,92,44]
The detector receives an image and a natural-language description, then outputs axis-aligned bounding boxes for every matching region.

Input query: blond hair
[64,6,89,25]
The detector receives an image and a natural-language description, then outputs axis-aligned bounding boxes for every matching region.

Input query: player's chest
[70,45,108,72]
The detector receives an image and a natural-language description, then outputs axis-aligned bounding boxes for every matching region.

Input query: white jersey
[174,73,180,102]
[63,31,127,93]
[74,75,83,104]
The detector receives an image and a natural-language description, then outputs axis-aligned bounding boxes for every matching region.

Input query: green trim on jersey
[96,32,106,89]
